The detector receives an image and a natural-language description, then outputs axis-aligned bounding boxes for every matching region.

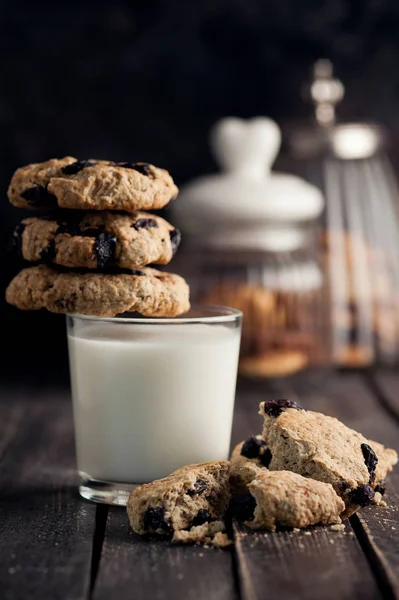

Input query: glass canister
[281,60,399,369]
[173,117,330,382]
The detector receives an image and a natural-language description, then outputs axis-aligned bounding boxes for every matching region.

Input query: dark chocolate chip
[230,496,256,522]
[169,229,181,257]
[259,447,272,468]
[62,160,96,175]
[263,399,302,418]
[187,478,207,496]
[361,443,378,485]
[40,241,56,263]
[8,223,26,255]
[95,232,117,270]
[241,436,264,459]
[348,484,375,507]
[133,218,159,231]
[240,436,272,467]
[192,509,211,526]
[143,506,170,532]
[118,162,152,176]
[375,481,386,496]
[21,186,58,208]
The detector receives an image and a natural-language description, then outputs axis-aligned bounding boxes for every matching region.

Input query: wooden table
[1,371,399,600]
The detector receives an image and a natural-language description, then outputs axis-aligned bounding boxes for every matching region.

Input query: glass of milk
[67,307,242,505]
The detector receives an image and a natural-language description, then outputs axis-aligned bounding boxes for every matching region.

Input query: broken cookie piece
[230,436,271,494]
[127,461,230,544]
[259,400,398,514]
[245,470,345,531]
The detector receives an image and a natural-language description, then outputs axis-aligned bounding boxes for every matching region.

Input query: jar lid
[174,117,324,245]
[286,121,387,160]
[284,60,387,159]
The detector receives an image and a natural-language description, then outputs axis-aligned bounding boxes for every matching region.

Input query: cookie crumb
[172,520,227,546]
[330,524,345,532]
[379,500,388,507]
[212,532,233,548]
[293,528,300,533]
[304,531,312,536]
[329,539,335,544]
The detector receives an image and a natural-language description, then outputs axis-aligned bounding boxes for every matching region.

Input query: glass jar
[173,116,329,382]
[188,223,330,382]
[280,60,399,368]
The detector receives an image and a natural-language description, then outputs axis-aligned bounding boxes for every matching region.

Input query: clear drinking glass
[67,307,242,506]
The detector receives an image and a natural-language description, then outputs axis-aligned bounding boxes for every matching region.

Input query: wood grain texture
[234,520,381,600]
[93,507,239,600]
[0,390,95,600]
[371,370,399,422]
[231,386,267,449]
[1,373,399,600]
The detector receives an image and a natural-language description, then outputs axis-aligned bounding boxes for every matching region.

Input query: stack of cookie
[6,157,190,317]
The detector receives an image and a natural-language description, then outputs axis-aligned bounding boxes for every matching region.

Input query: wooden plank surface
[234,521,380,600]
[93,508,239,600]
[1,373,399,600]
[371,370,399,422]
[0,390,96,600]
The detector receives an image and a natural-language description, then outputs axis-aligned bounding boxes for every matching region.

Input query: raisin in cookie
[259,399,398,512]
[8,157,178,211]
[127,462,231,545]
[245,470,345,531]
[230,436,272,494]
[6,264,190,317]
[13,211,181,270]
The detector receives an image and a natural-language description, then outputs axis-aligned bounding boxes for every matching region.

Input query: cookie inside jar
[173,117,329,383]
[197,241,330,382]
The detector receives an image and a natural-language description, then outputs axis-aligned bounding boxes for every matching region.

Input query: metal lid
[286,59,387,160]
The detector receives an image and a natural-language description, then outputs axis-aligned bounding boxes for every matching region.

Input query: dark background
[2,0,399,385]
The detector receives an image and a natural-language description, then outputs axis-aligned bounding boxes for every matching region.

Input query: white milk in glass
[68,322,240,483]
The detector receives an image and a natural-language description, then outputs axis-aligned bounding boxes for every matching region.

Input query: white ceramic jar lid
[174,117,324,250]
